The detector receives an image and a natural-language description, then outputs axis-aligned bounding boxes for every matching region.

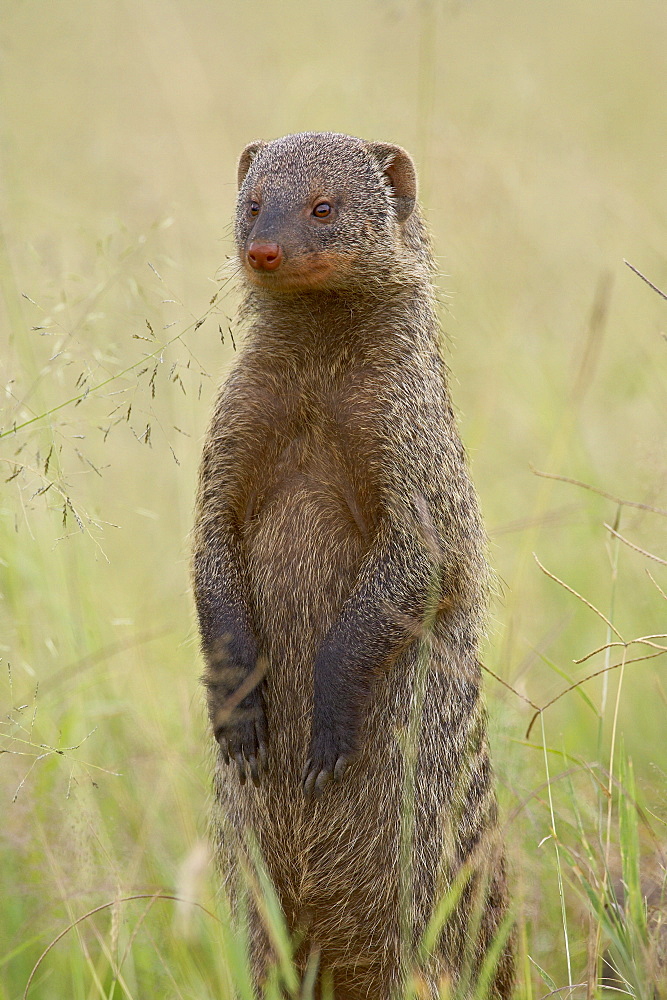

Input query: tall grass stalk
[540,712,573,989]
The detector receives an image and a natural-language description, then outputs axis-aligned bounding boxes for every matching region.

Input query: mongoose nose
[247,242,283,271]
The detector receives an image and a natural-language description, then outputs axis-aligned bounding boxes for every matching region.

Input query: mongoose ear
[237,141,265,189]
[367,142,417,223]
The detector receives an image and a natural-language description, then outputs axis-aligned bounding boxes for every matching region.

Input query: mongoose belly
[229,474,408,954]
[246,472,366,775]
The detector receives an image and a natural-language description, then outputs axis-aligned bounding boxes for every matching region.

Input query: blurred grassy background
[1,1,666,996]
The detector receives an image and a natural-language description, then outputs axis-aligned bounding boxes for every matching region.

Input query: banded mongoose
[193,131,514,999]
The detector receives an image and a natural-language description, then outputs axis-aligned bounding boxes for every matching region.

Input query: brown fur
[193,132,514,998]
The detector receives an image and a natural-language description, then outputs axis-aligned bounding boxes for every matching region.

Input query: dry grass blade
[533,553,623,640]
[623,258,667,302]
[525,648,667,739]
[22,893,223,999]
[647,570,667,601]
[574,636,667,665]
[530,466,667,518]
[604,523,667,566]
[480,661,540,711]
[539,984,587,999]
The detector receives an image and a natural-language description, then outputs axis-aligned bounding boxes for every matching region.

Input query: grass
[1,0,666,996]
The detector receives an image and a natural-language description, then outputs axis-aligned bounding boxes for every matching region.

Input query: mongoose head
[235,132,424,294]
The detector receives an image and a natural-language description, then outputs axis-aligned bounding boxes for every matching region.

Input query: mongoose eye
[312,201,332,219]
[249,201,260,217]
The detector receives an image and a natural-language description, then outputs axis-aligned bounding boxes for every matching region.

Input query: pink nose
[247,242,283,271]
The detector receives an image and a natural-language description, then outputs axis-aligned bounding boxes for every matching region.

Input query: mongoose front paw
[302,731,352,800]
[214,692,268,787]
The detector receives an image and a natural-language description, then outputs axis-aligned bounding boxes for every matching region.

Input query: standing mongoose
[193,131,514,999]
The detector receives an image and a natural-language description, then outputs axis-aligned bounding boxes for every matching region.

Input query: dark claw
[248,754,260,787]
[235,752,247,785]
[302,733,353,800]
[301,759,313,786]
[303,767,316,801]
[334,757,348,782]
[314,770,331,799]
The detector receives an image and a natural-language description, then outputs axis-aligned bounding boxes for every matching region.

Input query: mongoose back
[193,131,514,998]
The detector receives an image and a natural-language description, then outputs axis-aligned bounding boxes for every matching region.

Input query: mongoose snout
[247,241,283,271]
